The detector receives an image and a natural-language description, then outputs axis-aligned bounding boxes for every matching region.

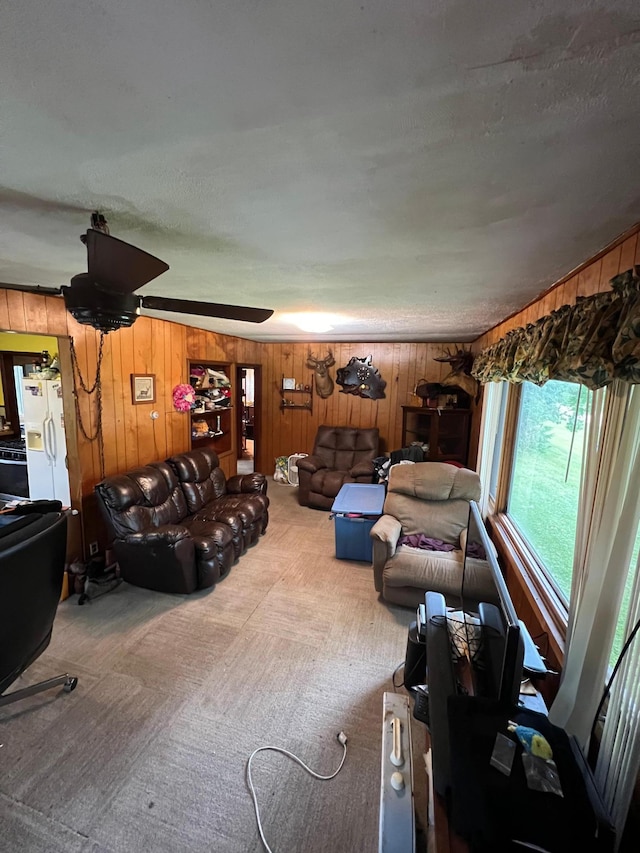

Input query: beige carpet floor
[0,481,425,853]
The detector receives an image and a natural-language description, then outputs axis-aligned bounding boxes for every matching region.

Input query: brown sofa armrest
[297,455,326,474]
[349,460,375,479]
[114,525,198,594]
[370,515,402,592]
[227,472,268,495]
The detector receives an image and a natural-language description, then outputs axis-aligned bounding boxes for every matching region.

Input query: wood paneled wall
[473,224,640,351]
[260,342,470,470]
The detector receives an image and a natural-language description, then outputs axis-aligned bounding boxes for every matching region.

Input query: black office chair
[0,511,78,709]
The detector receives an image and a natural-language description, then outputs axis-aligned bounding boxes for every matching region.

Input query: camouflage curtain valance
[472,267,640,390]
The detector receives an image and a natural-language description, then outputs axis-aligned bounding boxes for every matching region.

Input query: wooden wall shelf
[279,376,313,413]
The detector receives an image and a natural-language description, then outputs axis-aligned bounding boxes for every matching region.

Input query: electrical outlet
[89,542,99,556]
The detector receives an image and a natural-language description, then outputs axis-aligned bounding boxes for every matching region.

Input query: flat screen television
[462,499,525,709]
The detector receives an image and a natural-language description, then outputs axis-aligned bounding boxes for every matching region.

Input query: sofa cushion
[193,494,263,550]
[97,463,188,537]
[168,448,227,514]
[382,547,498,609]
[313,425,379,471]
[383,547,464,597]
[388,462,480,502]
[384,463,481,545]
[168,449,268,554]
[185,518,235,582]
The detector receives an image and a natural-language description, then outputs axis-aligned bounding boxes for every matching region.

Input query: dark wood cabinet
[401,406,471,466]
[189,361,233,456]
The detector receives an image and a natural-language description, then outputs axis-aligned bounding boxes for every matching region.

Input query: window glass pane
[13,365,25,424]
[489,384,508,499]
[508,381,589,602]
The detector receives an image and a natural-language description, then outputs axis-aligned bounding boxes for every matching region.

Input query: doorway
[0,332,71,506]
[236,365,261,475]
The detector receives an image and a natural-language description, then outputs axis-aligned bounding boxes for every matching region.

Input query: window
[488,383,508,502]
[508,380,590,603]
[13,365,25,425]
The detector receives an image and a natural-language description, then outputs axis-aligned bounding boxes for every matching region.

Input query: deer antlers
[306,349,335,398]
[434,347,474,372]
[306,348,335,369]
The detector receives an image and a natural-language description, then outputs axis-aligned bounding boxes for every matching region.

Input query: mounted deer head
[434,347,478,398]
[306,348,336,398]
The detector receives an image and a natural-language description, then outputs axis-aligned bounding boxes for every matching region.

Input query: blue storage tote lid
[331,483,386,515]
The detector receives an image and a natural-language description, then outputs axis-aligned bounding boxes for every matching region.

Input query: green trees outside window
[509,380,589,602]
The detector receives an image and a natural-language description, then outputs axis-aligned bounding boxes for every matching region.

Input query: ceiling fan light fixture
[1,215,272,331]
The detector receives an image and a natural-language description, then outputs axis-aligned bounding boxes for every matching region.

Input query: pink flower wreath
[172,383,196,412]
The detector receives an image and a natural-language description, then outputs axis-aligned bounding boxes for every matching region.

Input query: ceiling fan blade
[0,281,63,296]
[140,295,273,324]
[0,188,91,216]
[85,228,169,294]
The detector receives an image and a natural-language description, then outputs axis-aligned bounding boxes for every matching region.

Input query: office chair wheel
[63,676,78,693]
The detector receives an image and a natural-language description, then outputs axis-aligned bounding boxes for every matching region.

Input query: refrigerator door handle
[41,417,51,464]
[44,415,54,464]
[47,414,58,463]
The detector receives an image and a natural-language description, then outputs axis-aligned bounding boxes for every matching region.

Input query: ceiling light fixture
[283,313,346,334]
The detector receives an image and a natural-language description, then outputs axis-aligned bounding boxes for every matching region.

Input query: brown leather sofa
[95,448,268,594]
[297,425,379,510]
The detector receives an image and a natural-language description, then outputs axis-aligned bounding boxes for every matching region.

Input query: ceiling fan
[0,212,274,333]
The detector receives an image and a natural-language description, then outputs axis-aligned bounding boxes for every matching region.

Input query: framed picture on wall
[131,373,156,404]
[282,377,296,390]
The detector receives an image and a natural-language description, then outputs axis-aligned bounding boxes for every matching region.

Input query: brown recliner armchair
[370,462,496,609]
[297,425,379,509]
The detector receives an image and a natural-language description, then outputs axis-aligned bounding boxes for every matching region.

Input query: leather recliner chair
[1,510,78,708]
[297,425,380,510]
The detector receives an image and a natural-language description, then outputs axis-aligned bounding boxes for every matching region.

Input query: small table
[435,696,614,852]
[331,483,386,562]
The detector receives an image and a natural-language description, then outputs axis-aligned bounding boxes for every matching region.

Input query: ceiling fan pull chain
[70,333,106,479]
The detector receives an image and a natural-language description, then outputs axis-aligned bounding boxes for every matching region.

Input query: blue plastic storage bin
[331,483,386,562]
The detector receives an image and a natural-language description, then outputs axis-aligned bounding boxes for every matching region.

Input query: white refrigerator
[22,377,71,506]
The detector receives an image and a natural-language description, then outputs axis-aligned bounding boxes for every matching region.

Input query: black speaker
[404,621,426,690]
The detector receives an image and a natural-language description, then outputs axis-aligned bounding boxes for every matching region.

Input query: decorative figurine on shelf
[192,419,210,438]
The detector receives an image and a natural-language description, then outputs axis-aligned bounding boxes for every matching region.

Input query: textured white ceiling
[1,0,639,342]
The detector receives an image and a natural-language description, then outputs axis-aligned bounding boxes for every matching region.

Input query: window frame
[488,381,575,664]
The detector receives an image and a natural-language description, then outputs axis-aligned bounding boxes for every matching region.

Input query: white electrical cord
[246,732,348,853]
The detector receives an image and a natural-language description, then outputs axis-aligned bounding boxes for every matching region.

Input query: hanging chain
[70,333,106,479]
